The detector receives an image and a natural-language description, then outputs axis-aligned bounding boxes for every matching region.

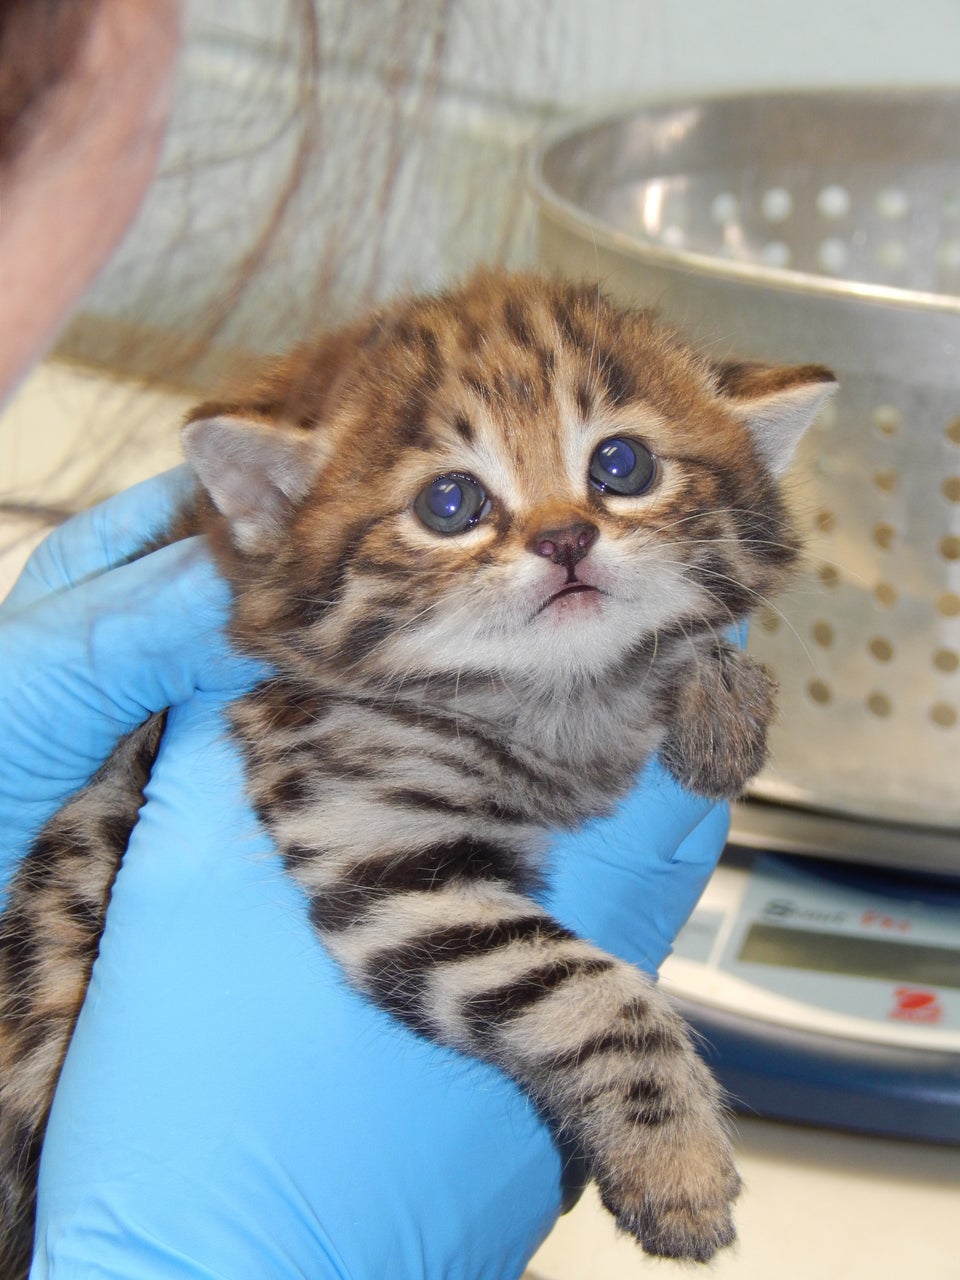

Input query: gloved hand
[2,471,729,1278]
[0,468,260,893]
[545,767,729,974]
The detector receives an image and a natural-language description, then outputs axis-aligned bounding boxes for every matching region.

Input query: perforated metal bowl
[533,90,960,830]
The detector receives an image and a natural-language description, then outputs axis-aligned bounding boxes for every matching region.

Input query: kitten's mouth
[536,582,602,615]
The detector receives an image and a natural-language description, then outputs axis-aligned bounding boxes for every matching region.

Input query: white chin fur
[385,566,700,684]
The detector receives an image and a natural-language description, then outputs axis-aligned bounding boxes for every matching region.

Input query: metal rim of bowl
[530,87,960,318]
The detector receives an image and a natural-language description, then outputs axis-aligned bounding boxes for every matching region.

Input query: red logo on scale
[889,987,943,1024]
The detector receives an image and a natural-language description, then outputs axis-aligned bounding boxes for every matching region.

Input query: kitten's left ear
[182,412,327,553]
[714,361,838,477]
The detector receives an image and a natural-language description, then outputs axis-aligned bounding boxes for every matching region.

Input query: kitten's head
[184,272,834,692]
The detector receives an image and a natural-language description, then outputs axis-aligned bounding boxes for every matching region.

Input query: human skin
[0,0,181,407]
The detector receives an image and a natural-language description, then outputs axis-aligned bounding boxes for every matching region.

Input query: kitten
[0,271,835,1273]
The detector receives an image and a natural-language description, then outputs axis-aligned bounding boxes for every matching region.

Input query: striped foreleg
[297,839,740,1262]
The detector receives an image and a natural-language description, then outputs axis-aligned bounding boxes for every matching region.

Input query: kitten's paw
[595,1116,741,1262]
[660,645,775,798]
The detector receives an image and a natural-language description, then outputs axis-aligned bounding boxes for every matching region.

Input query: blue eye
[414,473,490,534]
[589,436,657,496]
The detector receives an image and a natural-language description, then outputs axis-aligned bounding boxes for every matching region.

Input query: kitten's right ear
[182,413,326,553]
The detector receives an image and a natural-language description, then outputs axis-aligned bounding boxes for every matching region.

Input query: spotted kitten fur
[0,271,835,1273]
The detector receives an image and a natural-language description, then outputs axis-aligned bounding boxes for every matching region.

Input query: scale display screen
[661,848,960,1143]
[666,851,960,1037]
[738,923,960,990]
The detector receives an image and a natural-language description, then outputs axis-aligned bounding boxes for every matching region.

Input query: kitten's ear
[182,412,326,552]
[714,361,838,477]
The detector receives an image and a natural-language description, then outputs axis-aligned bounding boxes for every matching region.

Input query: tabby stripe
[461,370,491,403]
[387,785,533,826]
[98,806,143,850]
[9,1013,68,1064]
[17,830,86,879]
[552,299,590,352]
[459,955,615,1036]
[681,457,796,568]
[286,748,377,782]
[622,1077,678,1127]
[253,768,315,816]
[283,518,377,627]
[400,669,503,702]
[340,613,396,662]
[308,837,528,933]
[351,556,415,581]
[534,344,556,400]
[503,297,533,348]
[711,643,736,694]
[362,915,574,1026]
[0,906,37,981]
[379,703,555,793]
[574,1075,677,1128]
[250,681,336,732]
[730,503,796,566]
[596,350,635,408]
[692,551,756,614]
[536,1005,685,1073]
[58,892,107,935]
[453,412,475,443]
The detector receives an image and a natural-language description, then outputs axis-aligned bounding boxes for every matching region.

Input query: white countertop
[529,1115,960,1279]
[1,360,187,597]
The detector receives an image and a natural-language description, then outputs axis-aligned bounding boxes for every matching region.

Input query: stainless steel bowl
[533,90,960,830]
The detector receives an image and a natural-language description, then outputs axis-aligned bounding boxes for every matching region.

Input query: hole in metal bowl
[817,184,851,219]
[933,648,959,674]
[869,637,895,662]
[807,679,832,705]
[761,187,794,223]
[872,405,902,437]
[877,187,910,219]
[872,522,896,550]
[930,703,958,729]
[866,691,893,717]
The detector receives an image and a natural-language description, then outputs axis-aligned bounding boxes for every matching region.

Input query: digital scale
[659,802,960,1144]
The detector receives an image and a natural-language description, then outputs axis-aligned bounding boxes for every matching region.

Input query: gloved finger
[0,537,263,869]
[36,693,562,1279]
[543,757,728,974]
[2,467,195,614]
[638,800,732,971]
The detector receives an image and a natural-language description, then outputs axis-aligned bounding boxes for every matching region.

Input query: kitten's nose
[529,522,599,567]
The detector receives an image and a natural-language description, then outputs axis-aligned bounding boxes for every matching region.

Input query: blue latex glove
[1,470,729,1278]
[0,468,259,893]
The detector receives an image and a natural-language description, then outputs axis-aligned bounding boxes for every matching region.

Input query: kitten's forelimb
[298,864,739,1262]
[658,642,776,799]
[234,667,747,1262]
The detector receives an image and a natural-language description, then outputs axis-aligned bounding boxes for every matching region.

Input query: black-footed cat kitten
[0,271,835,1274]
